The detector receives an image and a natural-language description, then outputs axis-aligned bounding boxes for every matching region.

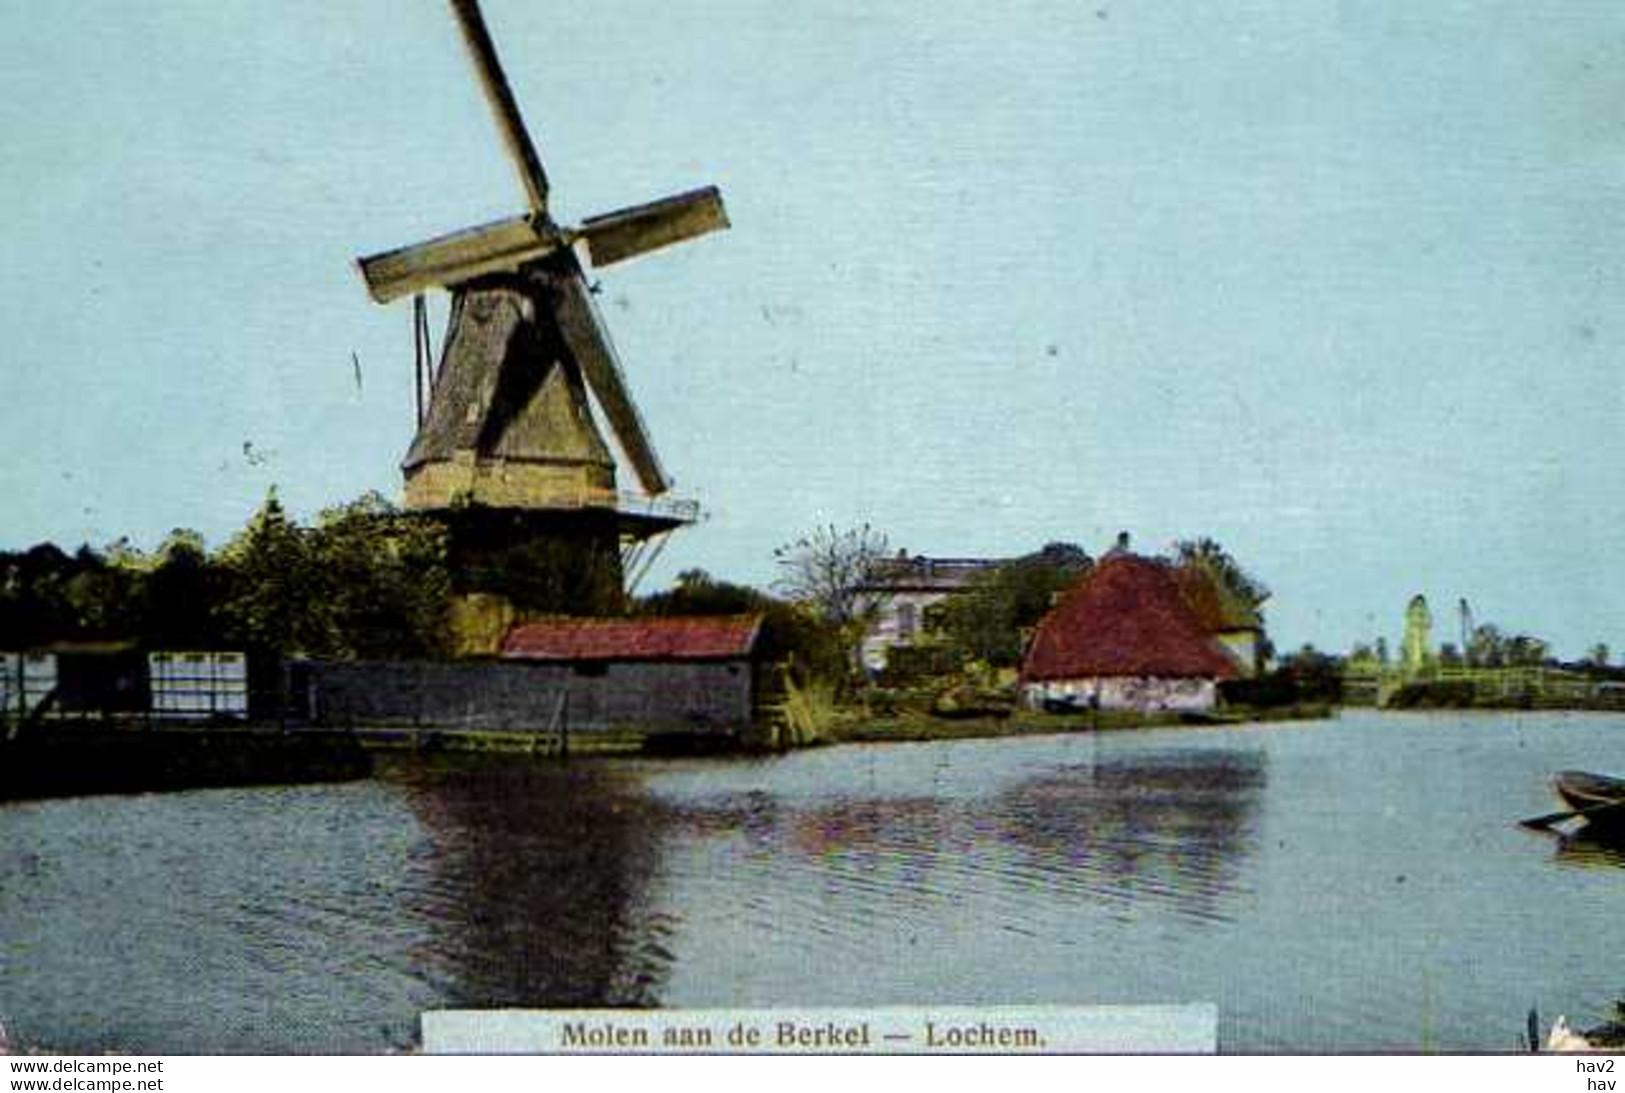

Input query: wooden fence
[1343,664,1625,709]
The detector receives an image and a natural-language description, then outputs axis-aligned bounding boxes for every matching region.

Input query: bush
[877,643,965,688]
[1221,667,1343,708]
[773,674,839,747]
[1386,681,1476,708]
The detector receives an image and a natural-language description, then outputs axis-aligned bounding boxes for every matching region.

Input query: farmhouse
[1173,564,1267,677]
[855,553,1002,672]
[1020,552,1242,713]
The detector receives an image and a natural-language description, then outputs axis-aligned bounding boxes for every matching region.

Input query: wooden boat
[1553,770,1625,833]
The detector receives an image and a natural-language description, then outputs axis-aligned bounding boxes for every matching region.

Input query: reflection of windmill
[355,0,728,619]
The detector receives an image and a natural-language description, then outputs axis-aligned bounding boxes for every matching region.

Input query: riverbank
[0,724,371,802]
[1345,666,1625,712]
[308,700,1338,755]
[1383,680,1625,712]
[0,702,1338,793]
[824,702,1335,745]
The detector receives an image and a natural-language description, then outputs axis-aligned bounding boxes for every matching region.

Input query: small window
[897,602,918,638]
[573,661,608,677]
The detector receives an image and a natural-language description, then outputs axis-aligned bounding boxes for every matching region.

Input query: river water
[2,710,1622,1053]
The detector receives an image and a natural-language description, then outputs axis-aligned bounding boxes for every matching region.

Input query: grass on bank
[314,692,1336,758]
[827,702,1334,744]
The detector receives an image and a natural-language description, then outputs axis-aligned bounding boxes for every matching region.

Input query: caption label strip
[421,1004,1217,1054]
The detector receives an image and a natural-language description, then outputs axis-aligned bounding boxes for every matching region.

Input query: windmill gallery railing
[613,491,702,525]
[1342,664,1625,709]
[441,483,700,525]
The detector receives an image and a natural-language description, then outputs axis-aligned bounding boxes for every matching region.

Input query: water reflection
[397,759,674,1008]
[995,750,1266,923]
[665,788,783,857]
[12,711,1625,1053]
[650,746,1267,941]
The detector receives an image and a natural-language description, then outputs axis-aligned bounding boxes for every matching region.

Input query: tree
[216,490,324,656]
[772,524,895,678]
[0,543,127,647]
[933,543,1092,667]
[639,569,765,617]
[1467,623,1504,667]
[1268,643,1344,703]
[637,568,849,685]
[0,536,225,650]
[772,523,891,627]
[1505,634,1550,668]
[62,548,139,639]
[1585,644,1611,669]
[305,493,452,659]
[136,529,225,649]
[211,490,458,659]
[156,528,207,562]
[1463,619,1551,669]
[2,493,463,659]
[1172,537,1270,613]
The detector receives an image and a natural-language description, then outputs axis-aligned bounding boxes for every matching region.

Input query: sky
[3,1,1623,658]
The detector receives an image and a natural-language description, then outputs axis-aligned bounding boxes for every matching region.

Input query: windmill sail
[553,274,671,496]
[579,186,730,268]
[358,214,561,304]
[357,0,725,516]
[449,0,551,214]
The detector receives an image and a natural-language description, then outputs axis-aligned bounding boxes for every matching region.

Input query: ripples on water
[2,712,1623,1052]
[0,782,436,1053]
[635,738,1270,1015]
[396,761,674,1010]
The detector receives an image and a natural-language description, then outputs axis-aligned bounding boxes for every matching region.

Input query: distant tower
[1402,595,1433,675]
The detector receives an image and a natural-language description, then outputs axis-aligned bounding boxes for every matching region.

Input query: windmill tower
[355,0,729,639]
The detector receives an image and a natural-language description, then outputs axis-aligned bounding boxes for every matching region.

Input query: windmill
[355,0,728,622]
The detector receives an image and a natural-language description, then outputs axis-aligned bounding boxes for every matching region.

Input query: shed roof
[1022,555,1239,682]
[501,615,763,662]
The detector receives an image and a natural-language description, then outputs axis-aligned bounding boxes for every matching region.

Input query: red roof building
[501,615,763,662]
[1172,563,1267,677]
[1021,554,1239,713]
[482,615,768,737]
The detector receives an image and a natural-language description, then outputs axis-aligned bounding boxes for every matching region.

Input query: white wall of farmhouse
[1021,676,1219,713]
[860,589,953,672]
[1215,630,1262,677]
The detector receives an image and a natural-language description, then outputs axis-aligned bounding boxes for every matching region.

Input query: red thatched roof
[501,615,762,662]
[1022,555,1239,681]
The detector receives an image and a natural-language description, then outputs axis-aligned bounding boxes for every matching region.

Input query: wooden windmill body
[356,0,728,638]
